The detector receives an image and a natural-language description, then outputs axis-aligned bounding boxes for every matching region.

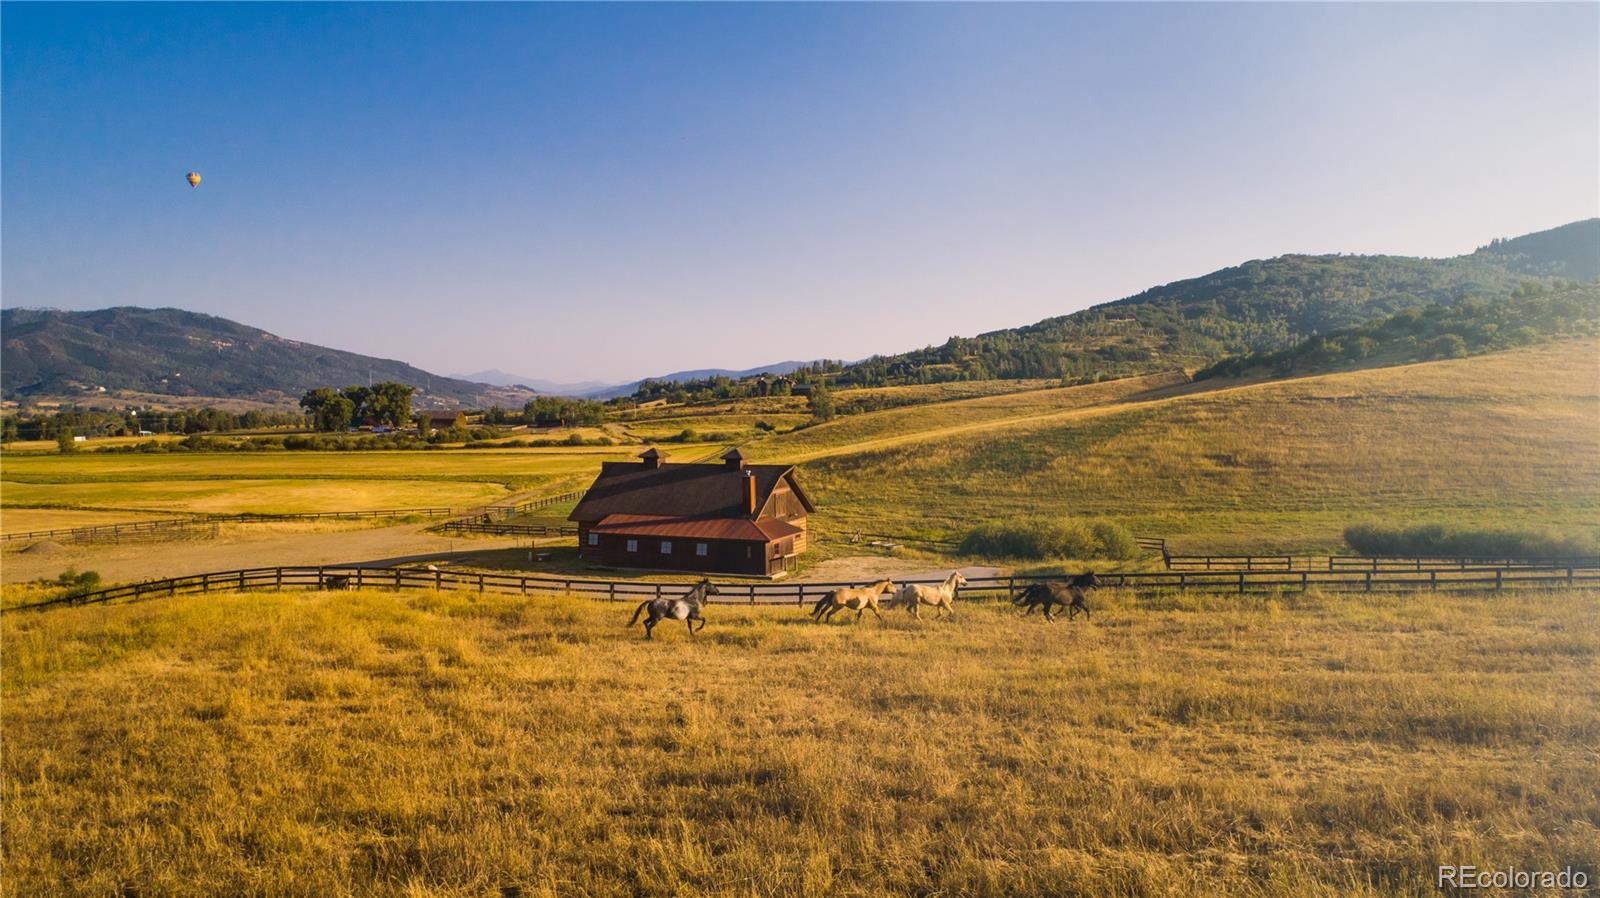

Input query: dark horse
[1015,572,1101,621]
[629,579,720,639]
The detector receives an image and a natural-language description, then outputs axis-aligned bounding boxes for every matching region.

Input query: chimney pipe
[742,470,757,516]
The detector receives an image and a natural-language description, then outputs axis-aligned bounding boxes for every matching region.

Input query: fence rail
[477,490,588,523]
[18,562,1600,613]
[1,507,456,544]
[437,522,578,538]
[1162,553,1600,572]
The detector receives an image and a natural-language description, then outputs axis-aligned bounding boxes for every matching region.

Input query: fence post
[1178,572,1186,590]
[1300,571,1308,592]
[478,573,485,594]
[1430,570,1438,591]
[356,568,364,590]
[1569,567,1575,585]
[238,570,245,592]
[608,582,616,602]
[797,583,804,606]
[395,569,402,589]
[521,577,528,596]
[1238,571,1245,594]
[1495,569,1503,592]
[276,568,283,590]
[202,573,210,593]
[1364,571,1373,592]
[655,583,663,601]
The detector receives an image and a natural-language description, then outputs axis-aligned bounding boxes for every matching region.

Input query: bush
[1089,520,1140,560]
[54,568,102,600]
[1345,522,1600,558]
[960,517,1137,560]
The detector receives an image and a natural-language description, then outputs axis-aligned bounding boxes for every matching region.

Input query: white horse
[895,571,968,619]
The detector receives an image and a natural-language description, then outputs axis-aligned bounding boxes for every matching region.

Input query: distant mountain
[1471,218,1600,282]
[584,360,820,399]
[828,219,1599,387]
[449,369,617,395]
[1,307,535,408]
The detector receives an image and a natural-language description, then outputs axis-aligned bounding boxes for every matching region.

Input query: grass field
[0,448,638,517]
[3,341,1595,556]
[0,507,185,536]
[3,585,1595,896]
[763,341,1600,552]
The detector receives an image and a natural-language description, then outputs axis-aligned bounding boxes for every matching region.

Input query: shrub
[960,517,1136,560]
[1090,520,1140,560]
[1345,522,1600,558]
[54,568,102,600]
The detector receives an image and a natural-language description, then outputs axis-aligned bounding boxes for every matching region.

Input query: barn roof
[568,456,813,523]
[590,514,803,542]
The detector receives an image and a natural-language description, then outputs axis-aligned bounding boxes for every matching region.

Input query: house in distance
[568,448,814,576]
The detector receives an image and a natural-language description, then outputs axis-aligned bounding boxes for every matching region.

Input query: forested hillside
[1,307,532,407]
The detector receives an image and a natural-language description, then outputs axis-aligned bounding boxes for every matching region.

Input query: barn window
[587,533,598,546]
[626,539,638,553]
[696,543,708,557]
[661,541,672,555]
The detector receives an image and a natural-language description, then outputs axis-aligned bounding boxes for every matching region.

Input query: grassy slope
[3,587,1595,897]
[760,340,1599,552]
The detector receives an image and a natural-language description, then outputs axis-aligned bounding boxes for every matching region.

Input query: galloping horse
[895,571,968,619]
[810,579,896,624]
[629,579,720,639]
[1014,571,1101,622]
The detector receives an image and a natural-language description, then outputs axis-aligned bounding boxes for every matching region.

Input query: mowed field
[3,586,1595,896]
[0,448,636,517]
[749,340,1600,552]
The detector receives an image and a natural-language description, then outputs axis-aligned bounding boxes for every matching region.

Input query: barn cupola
[639,447,665,470]
[721,448,747,470]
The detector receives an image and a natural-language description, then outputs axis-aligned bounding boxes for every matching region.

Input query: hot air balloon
[186,171,202,188]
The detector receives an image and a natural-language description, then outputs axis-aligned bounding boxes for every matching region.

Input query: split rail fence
[2,507,455,544]
[19,561,1600,612]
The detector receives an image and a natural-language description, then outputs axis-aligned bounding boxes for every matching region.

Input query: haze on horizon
[3,2,1596,383]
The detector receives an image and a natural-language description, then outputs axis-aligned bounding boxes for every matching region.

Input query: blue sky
[4,2,1597,383]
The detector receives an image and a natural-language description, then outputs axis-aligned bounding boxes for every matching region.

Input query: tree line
[299,382,416,432]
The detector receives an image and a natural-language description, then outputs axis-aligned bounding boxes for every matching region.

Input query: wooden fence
[18,562,1600,612]
[1162,552,1600,572]
[1,507,456,544]
[437,522,578,538]
[477,490,588,523]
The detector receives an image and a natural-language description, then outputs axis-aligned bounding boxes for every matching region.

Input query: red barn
[568,448,814,576]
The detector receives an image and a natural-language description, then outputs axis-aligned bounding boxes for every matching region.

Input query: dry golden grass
[3,585,1596,897]
[785,341,1600,551]
[0,507,184,535]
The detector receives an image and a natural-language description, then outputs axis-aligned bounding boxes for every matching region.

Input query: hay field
[0,448,635,516]
[775,341,1600,552]
[3,585,1595,897]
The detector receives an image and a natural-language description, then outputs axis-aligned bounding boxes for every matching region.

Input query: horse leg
[643,618,655,640]
[1044,603,1056,622]
[870,604,885,624]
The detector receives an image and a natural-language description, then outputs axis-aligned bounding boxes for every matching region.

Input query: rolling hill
[1,307,535,408]
[830,218,1599,387]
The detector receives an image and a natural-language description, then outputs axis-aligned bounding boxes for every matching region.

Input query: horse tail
[811,591,835,618]
[628,600,651,628]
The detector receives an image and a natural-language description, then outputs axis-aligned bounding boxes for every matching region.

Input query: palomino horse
[810,579,896,624]
[895,571,968,619]
[629,579,720,640]
[1014,571,1100,622]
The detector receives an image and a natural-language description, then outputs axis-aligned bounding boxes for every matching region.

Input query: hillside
[1471,217,1600,281]
[827,219,1598,388]
[1,307,534,408]
[747,339,1600,552]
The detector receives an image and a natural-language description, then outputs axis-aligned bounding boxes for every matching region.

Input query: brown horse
[1014,572,1100,621]
[810,579,896,624]
[895,571,968,619]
